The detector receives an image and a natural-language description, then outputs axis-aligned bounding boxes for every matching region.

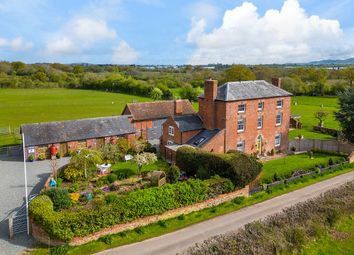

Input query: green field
[290,96,340,139]
[0,89,341,146]
[261,153,344,183]
[0,89,151,146]
[292,214,354,255]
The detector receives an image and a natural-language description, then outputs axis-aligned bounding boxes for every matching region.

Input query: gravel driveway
[0,156,69,255]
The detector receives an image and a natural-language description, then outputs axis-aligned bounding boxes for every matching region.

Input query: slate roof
[123,100,196,121]
[187,129,220,148]
[173,114,203,132]
[21,116,135,146]
[200,80,292,101]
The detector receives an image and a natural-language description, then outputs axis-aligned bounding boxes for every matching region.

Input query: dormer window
[238,103,246,113]
[276,99,283,108]
[168,126,174,136]
[258,101,264,111]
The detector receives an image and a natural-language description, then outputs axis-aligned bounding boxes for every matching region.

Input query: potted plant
[28,154,35,162]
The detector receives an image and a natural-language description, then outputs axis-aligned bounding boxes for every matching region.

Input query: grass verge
[27,164,354,255]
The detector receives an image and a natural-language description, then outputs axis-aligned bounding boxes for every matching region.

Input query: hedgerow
[30,178,233,241]
[176,147,262,187]
[185,181,354,255]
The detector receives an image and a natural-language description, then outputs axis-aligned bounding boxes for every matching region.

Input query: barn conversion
[21,116,135,160]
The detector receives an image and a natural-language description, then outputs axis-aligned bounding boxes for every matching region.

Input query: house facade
[161,79,292,162]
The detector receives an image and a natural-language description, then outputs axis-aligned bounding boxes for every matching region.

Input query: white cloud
[112,40,139,64]
[187,0,353,64]
[187,2,219,25]
[45,18,116,55]
[0,36,33,51]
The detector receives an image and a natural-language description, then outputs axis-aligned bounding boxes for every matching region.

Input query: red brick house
[122,100,196,147]
[21,116,136,160]
[161,79,292,162]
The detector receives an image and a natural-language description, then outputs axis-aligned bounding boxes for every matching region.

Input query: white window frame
[276,99,283,109]
[236,140,245,152]
[238,103,246,113]
[275,134,281,147]
[257,116,263,129]
[276,112,282,126]
[258,101,264,111]
[237,118,245,132]
[167,140,174,145]
[168,126,174,136]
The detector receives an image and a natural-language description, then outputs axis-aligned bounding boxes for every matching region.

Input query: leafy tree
[11,61,25,72]
[335,88,354,142]
[341,67,354,87]
[308,68,328,96]
[32,71,48,82]
[73,65,84,74]
[179,84,199,102]
[133,152,157,176]
[116,138,131,157]
[314,111,329,127]
[70,149,102,176]
[223,65,256,82]
[150,87,163,100]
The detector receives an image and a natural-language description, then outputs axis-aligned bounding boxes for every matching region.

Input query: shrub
[157,220,168,228]
[105,193,119,204]
[56,153,61,159]
[107,173,118,183]
[38,154,46,160]
[328,158,334,166]
[135,227,144,234]
[164,164,181,184]
[63,166,84,182]
[68,193,80,204]
[43,189,71,211]
[206,176,234,198]
[99,235,113,245]
[176,147,262,187]
[177,214,185,220]
[232,196,245,205]
[67,183,79,193]
[113,168,135,180]
[56,178,63,188]
[100,144,120,163]
[50,245,69,255]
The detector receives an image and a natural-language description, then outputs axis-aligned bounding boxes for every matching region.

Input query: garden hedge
[176,147,262,187]
[30,178,234,241]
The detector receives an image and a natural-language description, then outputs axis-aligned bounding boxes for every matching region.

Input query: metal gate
[8,194,37,238]
[0,145,23,158]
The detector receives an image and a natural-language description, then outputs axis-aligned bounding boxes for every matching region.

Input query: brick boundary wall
[31,185,249,246]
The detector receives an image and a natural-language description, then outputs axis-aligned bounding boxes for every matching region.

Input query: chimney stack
[174,99,183,115]
[272,78,282,88]
[204,79,218,101]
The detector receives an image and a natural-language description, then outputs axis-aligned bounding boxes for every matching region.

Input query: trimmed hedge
[30,178,233,241]
[176,147,262,187]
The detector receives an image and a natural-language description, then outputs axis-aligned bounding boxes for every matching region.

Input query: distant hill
[305,58,354,66]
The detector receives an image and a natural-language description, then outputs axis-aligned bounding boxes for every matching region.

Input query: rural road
[96,170,354,255]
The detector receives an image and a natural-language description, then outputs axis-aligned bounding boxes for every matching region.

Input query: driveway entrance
[0,156,69,255]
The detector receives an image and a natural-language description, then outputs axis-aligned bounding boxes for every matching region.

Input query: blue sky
[0,0,353,64]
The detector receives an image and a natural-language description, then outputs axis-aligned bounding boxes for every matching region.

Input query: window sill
[237,130,245,133]
[275,124,281,127]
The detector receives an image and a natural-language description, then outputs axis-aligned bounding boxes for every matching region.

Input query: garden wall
[31,185,249,246]
[289,139,354,154]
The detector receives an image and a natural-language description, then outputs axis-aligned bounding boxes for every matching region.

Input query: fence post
[8,217,14,239]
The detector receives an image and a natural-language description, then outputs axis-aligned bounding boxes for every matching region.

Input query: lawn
[261,152,344,183]
[289,96,340,140]
[0,88,151,146]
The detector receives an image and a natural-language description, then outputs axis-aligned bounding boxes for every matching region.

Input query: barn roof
[200,80,292,101]
[123,100,196,121]
[21,116,135,146]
